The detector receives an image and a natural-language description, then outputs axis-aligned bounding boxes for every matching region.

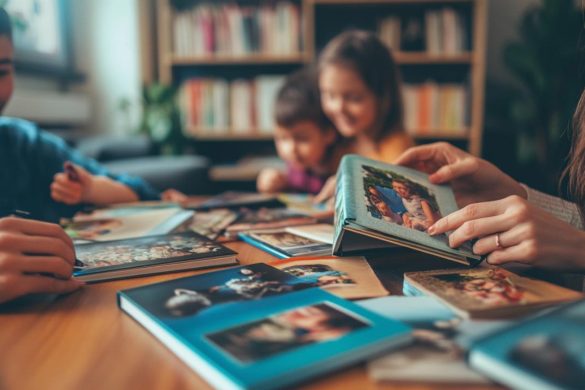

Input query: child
[257,67,345,194]
[318,30,413,163]
[391,178,440,231]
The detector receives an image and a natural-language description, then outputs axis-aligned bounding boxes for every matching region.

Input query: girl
[391,178,441,231]
[318,30,413,163]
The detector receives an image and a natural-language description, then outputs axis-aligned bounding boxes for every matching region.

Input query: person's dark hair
[0,9,12,41]
[562,88,585,219]
[275,66,333,131]
[318,29,404,140]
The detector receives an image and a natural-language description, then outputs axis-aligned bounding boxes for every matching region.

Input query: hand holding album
[396,142,527,207]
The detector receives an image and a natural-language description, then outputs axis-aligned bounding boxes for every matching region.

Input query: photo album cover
[73,232,237,282]
[403,267,583,319]
[239,229,332,259]
[468,299,585,390]
[333,155,480,266]
[118,263,411,390]
[270,256,388,299]
[62,204,193,243]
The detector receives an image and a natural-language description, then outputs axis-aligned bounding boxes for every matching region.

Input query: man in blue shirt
[0,8,158,303]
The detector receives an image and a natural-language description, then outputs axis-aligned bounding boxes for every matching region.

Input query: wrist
[81,176,98,203]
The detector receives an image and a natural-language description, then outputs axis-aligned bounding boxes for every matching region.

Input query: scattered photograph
[281,264,356,287]
[226,208,316,234]
[362,164,442,233]
[75,232,225,269]
[246,230,331,257]
[64,218,123,240]
[271,256,389,299]
[207,303,368,364]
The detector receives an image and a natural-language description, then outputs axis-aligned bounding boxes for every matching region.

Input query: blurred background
[4,0,584,196]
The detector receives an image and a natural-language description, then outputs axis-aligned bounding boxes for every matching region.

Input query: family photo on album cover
[206,303,369,364]
[362,164,442,233]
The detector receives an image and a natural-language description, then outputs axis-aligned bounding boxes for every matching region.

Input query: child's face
[319,64,378,139]
[274,121,336,169]
[392,181,411,198]
[0,37,13,113]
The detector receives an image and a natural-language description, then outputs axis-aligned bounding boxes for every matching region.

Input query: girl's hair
[275,66,333,131]
[318,29,404,140]
[562,88,585,219]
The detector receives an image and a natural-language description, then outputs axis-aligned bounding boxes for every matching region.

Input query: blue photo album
[118,263,411,390]
[333,154,481,266]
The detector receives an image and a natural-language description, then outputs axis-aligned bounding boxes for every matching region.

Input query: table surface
[0,240,502,390]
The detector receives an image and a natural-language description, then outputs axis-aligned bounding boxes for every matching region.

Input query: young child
[318,30,413,163]
[391,178,440,231]
[257,67,345,195]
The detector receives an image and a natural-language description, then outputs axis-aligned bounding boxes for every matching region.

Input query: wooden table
[0,241,500,390]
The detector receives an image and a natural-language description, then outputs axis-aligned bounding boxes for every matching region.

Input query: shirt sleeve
[522,184,583,230]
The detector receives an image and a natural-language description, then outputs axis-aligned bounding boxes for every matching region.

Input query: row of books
[403,82,469,135]
[178,76,284,136]
[378,8,468,54]
[172,2,302,58]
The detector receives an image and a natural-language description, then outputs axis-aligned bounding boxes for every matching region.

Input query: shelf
[412,131,469,140]
[394,52,473,64]
[186,131,274,141]
[170,53,309,66]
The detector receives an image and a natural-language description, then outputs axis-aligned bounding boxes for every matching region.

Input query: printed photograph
[251,231,315,248]
[207,303,368,364]
[432,268,527,306]
[281,264,356,287]
[75,233,225,269]
[63,218,123,240]
[128,264,313,318]
[362,164,442,233]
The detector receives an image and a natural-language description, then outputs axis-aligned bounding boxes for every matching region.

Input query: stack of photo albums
[77,155,584,389]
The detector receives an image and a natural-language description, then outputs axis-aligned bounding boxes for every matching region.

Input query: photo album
[224,208,317,237]
[403,267,583,319]
[239,228,332,259]
[73,232,237,282]
[333,155,481,266]
[182,191,285,211]
[270,256,389,299]
[118,263,411,390]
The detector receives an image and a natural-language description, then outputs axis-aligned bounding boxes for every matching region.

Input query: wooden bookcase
[153,0,487,168]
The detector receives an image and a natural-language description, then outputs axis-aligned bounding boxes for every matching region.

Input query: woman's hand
[429,195,585,271]
[257,168,287,194]
[0,217,83,304]
[161,189,188,203]
[396,142,527,207]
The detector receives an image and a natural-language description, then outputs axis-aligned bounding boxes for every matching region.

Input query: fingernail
[427,225,436,235]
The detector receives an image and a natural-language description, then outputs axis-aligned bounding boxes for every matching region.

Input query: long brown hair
[318,30,404,141]
[562,88,585,218]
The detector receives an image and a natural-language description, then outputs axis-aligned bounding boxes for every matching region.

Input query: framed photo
[6,0,73,75]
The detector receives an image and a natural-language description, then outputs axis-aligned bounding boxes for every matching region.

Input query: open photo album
[332,155,481,266]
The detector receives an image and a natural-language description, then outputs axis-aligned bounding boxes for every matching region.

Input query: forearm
[522,185,584,229]
[85,177,139,205]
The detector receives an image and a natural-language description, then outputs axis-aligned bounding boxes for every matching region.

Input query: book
[361,296,490,384]
[239,229,332,259]
[332,154,480,266]
[73,232,237,282]
[271,256,388,299]
[183,191,284,211]
[63,204,193,242]
[403,267,583,319]
[276,194,333,220]
[118,263,412,390]
[225,208,317,236]
[468,299,585,390]
[285,223,334,245]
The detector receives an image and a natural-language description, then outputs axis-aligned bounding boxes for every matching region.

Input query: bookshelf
[152,0,486,175]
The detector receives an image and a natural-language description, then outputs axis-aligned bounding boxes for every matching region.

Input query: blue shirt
[376,185,407,215]
[0,117,160,222]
